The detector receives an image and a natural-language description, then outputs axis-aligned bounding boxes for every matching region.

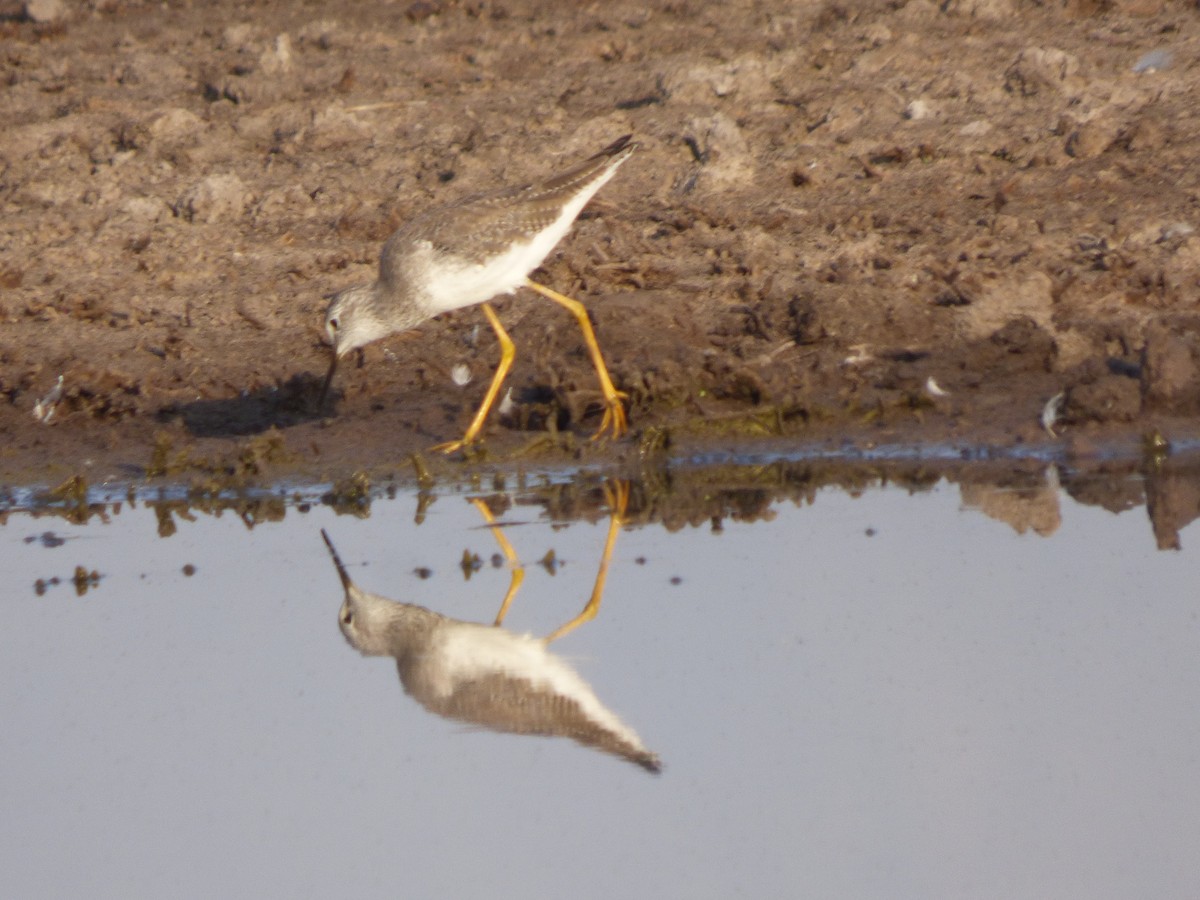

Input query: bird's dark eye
[341,609,352,625]
[329,317,340,331]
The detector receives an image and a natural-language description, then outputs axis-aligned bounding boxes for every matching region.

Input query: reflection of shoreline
[960,466,1062,537]
[1145,466,1200,551]
[5,453,1200,550]
[322,483,662,773]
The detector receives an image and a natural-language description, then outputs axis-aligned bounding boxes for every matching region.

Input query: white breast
[428,622,645,748]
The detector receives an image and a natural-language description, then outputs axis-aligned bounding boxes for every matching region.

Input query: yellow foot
[590,391,630,441]
[431,438,480,456]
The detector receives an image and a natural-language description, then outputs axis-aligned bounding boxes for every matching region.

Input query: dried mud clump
[1141,322,1200,415]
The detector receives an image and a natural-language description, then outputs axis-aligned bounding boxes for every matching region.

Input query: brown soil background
[4,0,1200,485]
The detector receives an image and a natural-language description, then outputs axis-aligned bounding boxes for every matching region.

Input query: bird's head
[318,284,387,410]
[321,529,406,657]
[324,283,386,359]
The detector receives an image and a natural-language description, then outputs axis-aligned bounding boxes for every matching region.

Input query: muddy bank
[3,0,1200,483]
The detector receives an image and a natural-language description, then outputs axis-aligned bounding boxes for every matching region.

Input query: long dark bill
[320,529,353,591]
[318,351,338,411]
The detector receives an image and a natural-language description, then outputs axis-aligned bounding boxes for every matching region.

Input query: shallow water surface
[2,462,1199,898]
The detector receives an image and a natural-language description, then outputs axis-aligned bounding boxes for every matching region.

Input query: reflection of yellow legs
[470,481,628,638]
[469,498,525,626]
[525,278,628,441]
[545,481,629,643]
[434,303,514,455]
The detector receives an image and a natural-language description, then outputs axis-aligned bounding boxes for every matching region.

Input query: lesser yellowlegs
[321,136,637,452]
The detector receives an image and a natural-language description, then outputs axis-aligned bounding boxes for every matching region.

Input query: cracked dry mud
[3,0,1200,484]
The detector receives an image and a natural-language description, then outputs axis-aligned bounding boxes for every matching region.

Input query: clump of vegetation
[237,431,289,475]
[637,425,671,458]
[147,429,292,494]
[323,471,371,517]
[146,432,189,477]
[678,403,809,438]
[72,566,101,597]
[45,474,91,525]
[460,549,483,579]
[409,453,435,489]
[49,474,87,504]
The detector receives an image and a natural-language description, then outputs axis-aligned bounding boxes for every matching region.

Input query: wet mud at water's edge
[5,1,1200,481]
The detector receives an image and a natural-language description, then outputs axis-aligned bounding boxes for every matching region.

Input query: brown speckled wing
[397,135,637,265]
[417,669,661,772]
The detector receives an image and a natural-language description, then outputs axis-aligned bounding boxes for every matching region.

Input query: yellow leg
[524,278,628,441]
[434,303,515,454]
[468,497,525,626]
[545,481,629,643]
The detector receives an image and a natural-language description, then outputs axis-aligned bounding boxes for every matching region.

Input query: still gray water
[2,461,1198,898]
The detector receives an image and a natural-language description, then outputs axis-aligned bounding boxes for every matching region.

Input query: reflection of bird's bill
[318,352,338,410]
[320,529,353,591]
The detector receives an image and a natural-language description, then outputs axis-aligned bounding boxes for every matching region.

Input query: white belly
[419,231,557,314]
[416,167,616,316]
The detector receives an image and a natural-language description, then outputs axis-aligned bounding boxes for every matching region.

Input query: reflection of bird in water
[320,484,660,773]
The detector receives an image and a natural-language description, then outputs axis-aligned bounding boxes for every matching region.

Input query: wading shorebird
[320,135,637,453]
[320,483,660,772]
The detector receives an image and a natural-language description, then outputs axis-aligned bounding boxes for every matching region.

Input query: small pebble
[1133,50,1171,74]
[1041,391,1065,437]
[496,387,516,418]
[904,99,931,121]
[25,0,68,24]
